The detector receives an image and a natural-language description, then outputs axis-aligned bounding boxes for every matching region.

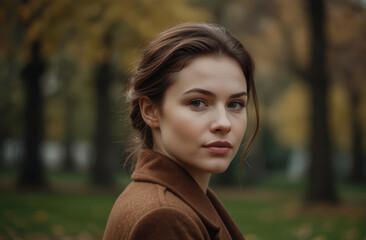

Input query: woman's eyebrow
[183,88,247,98]
[229,92,247,99]
[183,88,215,96]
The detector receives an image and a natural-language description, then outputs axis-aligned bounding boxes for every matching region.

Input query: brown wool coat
[103,149,245,240]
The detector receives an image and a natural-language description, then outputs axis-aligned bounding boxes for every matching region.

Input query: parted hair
[125,22,259,168]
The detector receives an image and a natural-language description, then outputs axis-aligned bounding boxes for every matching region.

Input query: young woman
[103,23,259,240]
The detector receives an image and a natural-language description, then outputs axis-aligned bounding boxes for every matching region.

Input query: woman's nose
[210,107,232,134]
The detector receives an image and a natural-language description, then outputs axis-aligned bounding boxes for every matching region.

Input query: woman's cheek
[174,115,202,140]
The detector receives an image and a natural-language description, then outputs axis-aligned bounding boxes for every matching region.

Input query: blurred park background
[1,0,366,239]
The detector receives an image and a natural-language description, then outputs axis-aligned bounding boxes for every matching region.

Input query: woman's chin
[207,164,231,174]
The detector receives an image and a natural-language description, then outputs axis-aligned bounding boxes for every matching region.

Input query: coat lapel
[207,190,245,239]
[131,149,244,240]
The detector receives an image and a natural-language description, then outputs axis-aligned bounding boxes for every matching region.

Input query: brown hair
[125,22,259,169]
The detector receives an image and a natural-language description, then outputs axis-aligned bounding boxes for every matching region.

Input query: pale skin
[140,55,248,193]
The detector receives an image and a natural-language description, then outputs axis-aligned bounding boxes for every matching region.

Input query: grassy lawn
[219,191,366,240]
[0,170,365,240]
[0,190,116,239]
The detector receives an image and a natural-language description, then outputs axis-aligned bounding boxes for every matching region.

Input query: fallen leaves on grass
[293,222,313,239]
[344,228,359,240]
[25,232,49,240]
[245,233,262,240]
[33,210,48,223]
[310,235,327,240]
[51,224,66,237]
[302,203,366,218]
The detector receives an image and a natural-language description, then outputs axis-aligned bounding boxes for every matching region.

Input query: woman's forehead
[166,55,247,96]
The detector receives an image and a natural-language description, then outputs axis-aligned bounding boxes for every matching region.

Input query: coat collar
[131,149,244,239]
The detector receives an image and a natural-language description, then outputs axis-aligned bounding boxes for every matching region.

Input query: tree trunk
[18,40,46,187]
[92,60,114,185]
[348,89,364,184]
[305,0,338,202]
[61,61,76,171]
[63,92,75,171]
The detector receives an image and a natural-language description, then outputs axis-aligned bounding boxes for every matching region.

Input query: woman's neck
[186,168,211,193]
[167,159,211,193]
[152,146,211,193]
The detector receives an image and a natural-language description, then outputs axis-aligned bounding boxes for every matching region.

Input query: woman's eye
[228,101,245,110]
[189,100,206,108]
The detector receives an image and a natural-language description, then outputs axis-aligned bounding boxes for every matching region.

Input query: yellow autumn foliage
[359,82,366,150]
[328,82,352,151]
[268,80,310,147]
[268,80,366,151]
[16,0,210,65]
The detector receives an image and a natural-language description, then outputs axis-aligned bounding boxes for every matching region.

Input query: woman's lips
[203,141,232,154]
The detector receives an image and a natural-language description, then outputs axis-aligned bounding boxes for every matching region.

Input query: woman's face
[153,55,247,178]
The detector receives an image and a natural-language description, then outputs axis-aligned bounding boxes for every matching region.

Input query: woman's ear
[139,96,160,128]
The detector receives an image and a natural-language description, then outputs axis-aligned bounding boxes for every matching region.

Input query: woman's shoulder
[128,206,209,239]
[116,181,193,212]
[103,181,209,240]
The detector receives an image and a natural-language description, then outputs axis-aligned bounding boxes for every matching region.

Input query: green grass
[0,169,365,239]
[0,190,117,239]
[221,196,366,240]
